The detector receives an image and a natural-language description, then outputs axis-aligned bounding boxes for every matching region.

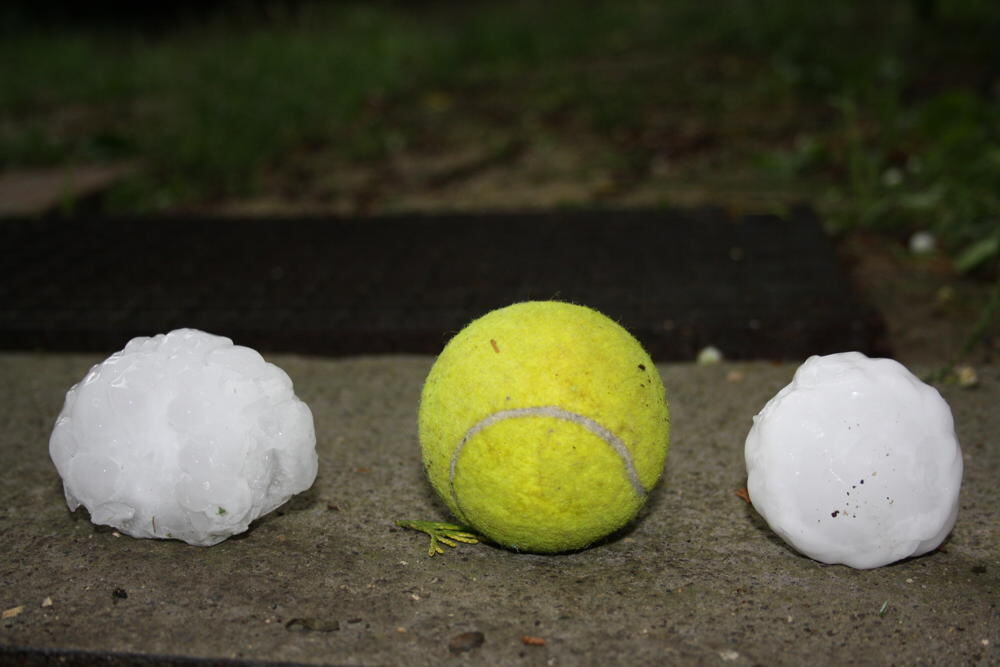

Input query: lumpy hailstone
[49,329,318,546]
[745,352,963,569]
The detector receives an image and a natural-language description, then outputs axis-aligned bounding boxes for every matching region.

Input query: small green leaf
[954,234,999,274]
[898,185,945,211]
[396,520,480,557]
[217,507,227,515]
[878,601,889,617]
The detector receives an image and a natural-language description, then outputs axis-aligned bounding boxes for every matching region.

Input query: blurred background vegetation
[1,0,998,273]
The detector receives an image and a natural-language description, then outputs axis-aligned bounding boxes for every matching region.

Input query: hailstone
[744,352,963,569]
[49,329,318,546]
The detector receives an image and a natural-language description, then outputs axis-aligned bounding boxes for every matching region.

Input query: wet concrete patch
[0,208,885,360]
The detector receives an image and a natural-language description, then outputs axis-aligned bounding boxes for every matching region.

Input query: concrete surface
[0,163,139,216]
[1,354,997,665]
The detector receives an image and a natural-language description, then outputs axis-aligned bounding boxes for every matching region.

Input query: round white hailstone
[744,352,963,569]
[697,345,723,365]
[909,230,937,255]
[49,329,318,546]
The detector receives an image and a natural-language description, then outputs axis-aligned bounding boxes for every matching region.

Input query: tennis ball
[418,301,670,553]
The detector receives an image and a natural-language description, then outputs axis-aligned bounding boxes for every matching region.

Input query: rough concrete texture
[1,354,997,665]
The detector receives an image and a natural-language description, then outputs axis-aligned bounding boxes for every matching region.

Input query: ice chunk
[744,352,963,569]
[49,329,318,546]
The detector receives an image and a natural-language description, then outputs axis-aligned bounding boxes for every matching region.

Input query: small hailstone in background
[909,230,937,255]
[49,329,318,546]
[881,167,904,188]
[744,352,962,569]
[697,345,723,365]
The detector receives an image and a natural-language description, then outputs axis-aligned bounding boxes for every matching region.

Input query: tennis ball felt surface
[418,301,670,553]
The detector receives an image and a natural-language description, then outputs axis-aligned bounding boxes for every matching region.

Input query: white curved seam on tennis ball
[448,406,648,511]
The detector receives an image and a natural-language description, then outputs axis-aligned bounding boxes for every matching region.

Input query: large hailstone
[49,329,318,546]
[744,352,963,569]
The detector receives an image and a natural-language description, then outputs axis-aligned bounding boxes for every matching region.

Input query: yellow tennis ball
[418,301,670,553]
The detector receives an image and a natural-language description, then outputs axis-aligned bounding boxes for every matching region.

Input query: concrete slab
[0,164,138,216]
[1,354,997,665]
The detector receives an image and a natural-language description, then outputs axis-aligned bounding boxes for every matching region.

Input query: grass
[2,4,456,205]
[1,0,998,271]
